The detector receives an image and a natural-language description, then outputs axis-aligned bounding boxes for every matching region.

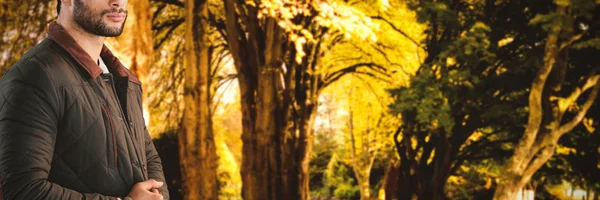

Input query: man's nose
[109,0,125,9]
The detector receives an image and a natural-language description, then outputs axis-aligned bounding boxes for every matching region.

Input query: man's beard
[72,0,127,37]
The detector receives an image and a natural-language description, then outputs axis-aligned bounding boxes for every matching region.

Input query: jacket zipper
[102,103,118,168]
[106,76,140,168]
[105,74,145,178]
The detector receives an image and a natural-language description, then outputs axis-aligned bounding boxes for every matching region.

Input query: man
[0,0,168,199]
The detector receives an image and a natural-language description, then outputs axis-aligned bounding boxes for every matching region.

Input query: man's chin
[98,28,124,37]
[100,23,126,37]
[103,30,124,37]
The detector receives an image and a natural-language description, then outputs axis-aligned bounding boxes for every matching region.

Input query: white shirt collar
[98,56,110,74]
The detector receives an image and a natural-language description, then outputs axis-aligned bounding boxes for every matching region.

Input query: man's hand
[127,179,164,200]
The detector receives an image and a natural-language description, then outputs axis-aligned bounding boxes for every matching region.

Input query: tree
[219,0,395,199]
[343,76,398,200]
[219,0,311,196]
[387,0,547,198]
[177,0,219,199]
[0,0,55,74]
[531,55,600,199]
[494,0,600,198]
[148,1,245,198]
[147,0,185,134]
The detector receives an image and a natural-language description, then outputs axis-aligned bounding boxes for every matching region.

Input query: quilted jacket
[0,22,169,200]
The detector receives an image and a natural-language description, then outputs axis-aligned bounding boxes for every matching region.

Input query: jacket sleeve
[143,125,170,200]
[144,127,169,200]
[0,58,118,200]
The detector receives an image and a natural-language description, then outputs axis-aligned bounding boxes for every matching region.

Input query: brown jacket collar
[47,21,141,85]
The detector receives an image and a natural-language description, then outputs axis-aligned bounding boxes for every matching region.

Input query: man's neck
[57,18,105,63]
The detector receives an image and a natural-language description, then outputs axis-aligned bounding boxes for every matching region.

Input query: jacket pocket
[102,104,118,168]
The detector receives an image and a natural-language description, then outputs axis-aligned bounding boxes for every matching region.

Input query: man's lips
[106,13,126,22]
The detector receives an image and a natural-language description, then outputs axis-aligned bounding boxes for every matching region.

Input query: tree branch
[519,145,556,188]
[321,62,389,88]
[211,75,237,115]
[455,137,519,162]
[370,15,423,49]
[207,12,228,42]
[504,6,564,173]
[352,74,388,108]
[394,127,403,158]
[223,0,245,72]
[559,31,586,51]
[557,76,600,135]
[554,74,600,114]
[151,0,184,7]
[154,18,184,50]
[418,135,436,166]
[153,18,185,31]
[152,4,167,22]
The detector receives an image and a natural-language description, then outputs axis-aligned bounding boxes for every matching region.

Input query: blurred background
[1,0,600,199]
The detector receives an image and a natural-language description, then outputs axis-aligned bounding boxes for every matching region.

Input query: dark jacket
[0,22,169,200]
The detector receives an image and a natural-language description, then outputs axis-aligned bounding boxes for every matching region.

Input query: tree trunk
[394,129,452,200]
[289,105,317,200]
[240,65,317,200]
[352,157,373,200]
[348,104,374,200]
[222,1,266,198]
[252,51,285,200]
[491,4,563,198]
[494,3,600,199]
[222,1,316,199]
[494,144,556,199]
[359,180,371,200]
[178,0,219,199]
[382,161,400,200]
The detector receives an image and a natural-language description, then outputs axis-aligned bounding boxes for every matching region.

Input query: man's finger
[150,179,164,188]
[151,188,160,194]
[137,179,164,190]
[153,193,164,200]
[136,181,154,190]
